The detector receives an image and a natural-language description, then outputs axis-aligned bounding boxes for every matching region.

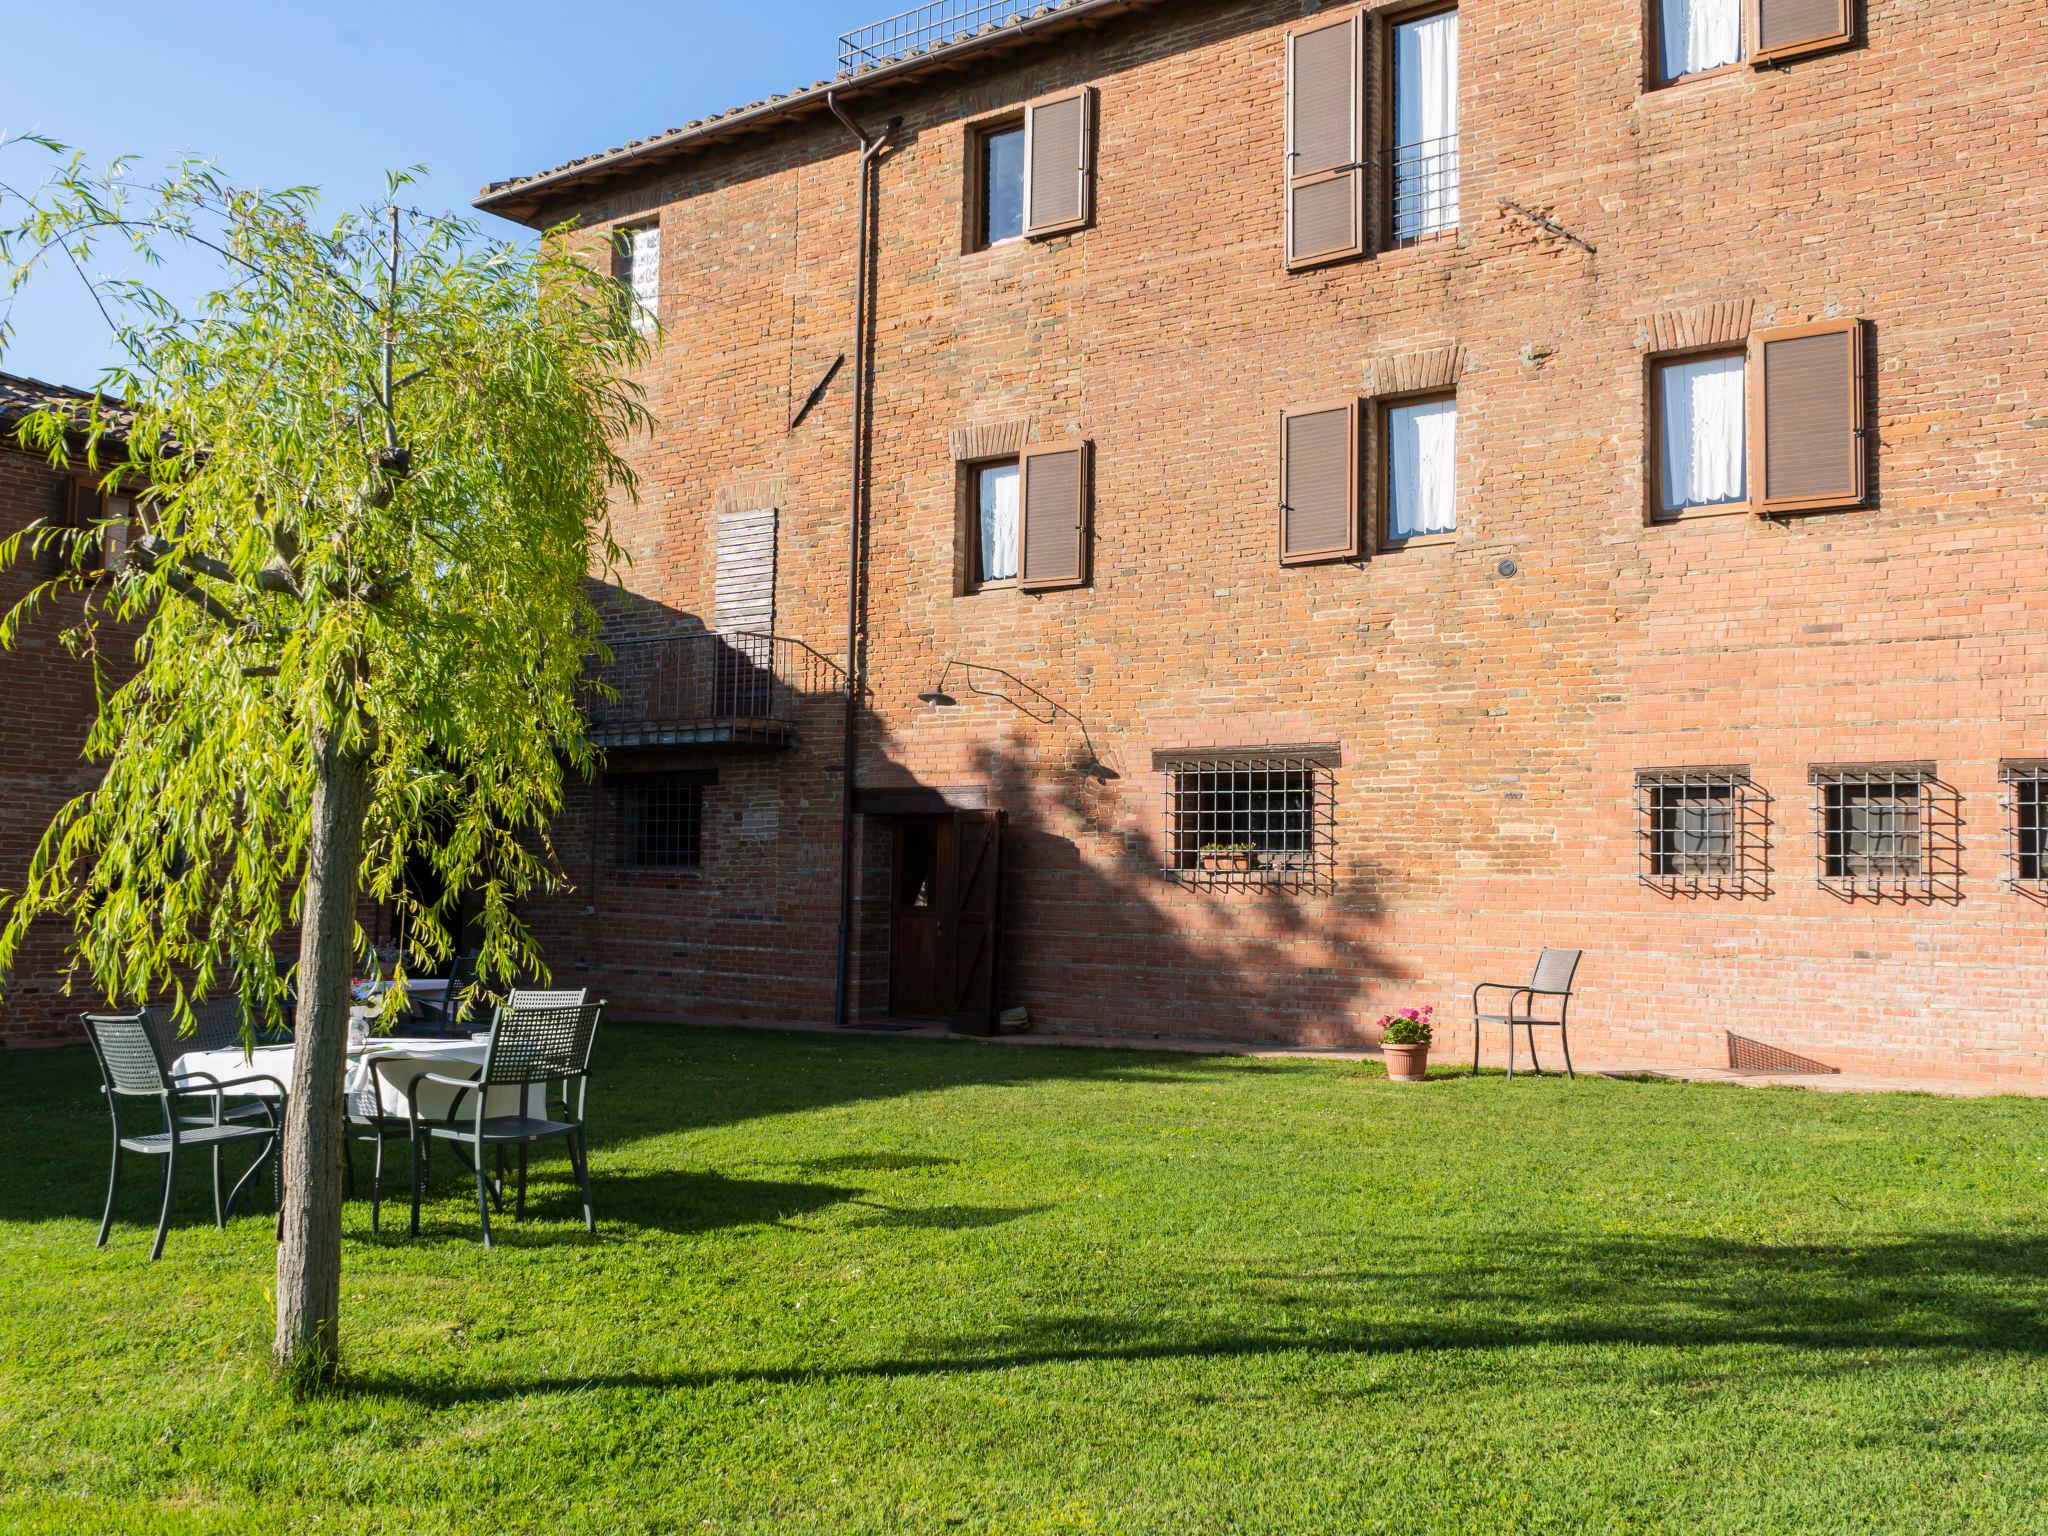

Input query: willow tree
[0,141,648,1387]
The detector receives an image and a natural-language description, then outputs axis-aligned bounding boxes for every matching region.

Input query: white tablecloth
[171,1037,539,1122]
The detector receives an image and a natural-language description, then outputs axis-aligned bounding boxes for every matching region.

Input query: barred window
[2001,760,2048,892]
[1634,767,1766,896]
[611,772,705,870]
[1156,749,1336,892]
[1811,764,1957,899]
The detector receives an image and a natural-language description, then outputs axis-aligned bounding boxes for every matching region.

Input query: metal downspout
[827,91,898,1029]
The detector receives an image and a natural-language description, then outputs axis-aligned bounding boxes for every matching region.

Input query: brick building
[477,0,2048,1085]
[0,375,131,1045]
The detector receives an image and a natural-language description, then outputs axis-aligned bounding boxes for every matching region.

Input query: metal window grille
[1634,767,1769,897]
[1999,759,2048,900]
[1810,764,1960,901]
[1390,133,1460,243]
[1159,753,1335,893]
[611,773,704,870]
[838,0,1042,76]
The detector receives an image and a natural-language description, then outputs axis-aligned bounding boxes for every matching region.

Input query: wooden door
[889,816,952,1020]
[948,810,1005,1036]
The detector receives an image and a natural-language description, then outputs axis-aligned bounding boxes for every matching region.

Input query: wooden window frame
[1645,345,1750,525]
[964,112,1028,254]
[1749,317,1866,516]
[1017,440,1093,593]
[1279,398,1364,566]
[1378,0,1461,251]
[1284,8,1369,272]
[957,455,1021,596]
[1373,388,1459,551]
[1021,86,1095,240]
[1748,0,1854,67]
[1643,0,1749,92]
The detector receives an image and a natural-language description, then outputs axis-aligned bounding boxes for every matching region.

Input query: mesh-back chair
[407,993,602,1248]
[81,1011,287,1261]
[1472,949,1584,1080]
[410,950,480,1037]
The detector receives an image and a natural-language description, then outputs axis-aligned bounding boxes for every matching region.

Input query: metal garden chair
[81,1011,287,1261]
[1471,948,1584,1080]
[406,991,601,1248]
[411,950,480,1037]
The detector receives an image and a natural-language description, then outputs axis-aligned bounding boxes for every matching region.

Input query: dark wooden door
[889,816,953,1020]
[948,810,1005,1036]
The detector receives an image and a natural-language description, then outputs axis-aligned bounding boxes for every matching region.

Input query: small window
[1810,765,1957,899]
[973,122,1027,249]
[964,459,1020,590]
[1652,351,1747,518]
[2000,761,2048,894]
[615,224,659,333]
[1635,767,1767,896]
[1388,6,1460,244]
[1158,751,1336,893]
[1652,0,1744,86]
[1381,394,1457,543]
[612,772,704,869]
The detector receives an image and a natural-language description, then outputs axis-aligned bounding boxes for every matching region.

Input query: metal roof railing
[838,0,1048,76]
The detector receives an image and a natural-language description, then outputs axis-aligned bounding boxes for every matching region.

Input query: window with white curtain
[1655,0,1743,84]
[1391,7,1459,242]
[974,460,1020,586]
[1384,396,1458,542]
[1655,352,1747,515]
[618,224,660,333]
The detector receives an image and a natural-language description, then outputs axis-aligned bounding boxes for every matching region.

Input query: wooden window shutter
[1024,87,1093,238]
[1017,441,1091,591]
[1749,0,1854,66]
[1285,11,1366,270]
[1751,319,1865,514]
[1279,401,1362,564]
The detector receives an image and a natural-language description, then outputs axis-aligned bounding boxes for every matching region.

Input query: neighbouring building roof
[473,0,1170,227]
[0,370,131,443]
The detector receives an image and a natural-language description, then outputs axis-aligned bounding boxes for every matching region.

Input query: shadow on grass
[401,1168,860,1243]
[843,1199,1050,1231]
[339,1226,2048,1406]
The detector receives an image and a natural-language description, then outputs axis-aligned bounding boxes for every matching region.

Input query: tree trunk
[273,720,371,1389]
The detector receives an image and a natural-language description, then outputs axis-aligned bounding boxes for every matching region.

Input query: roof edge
[474,0,1166,227]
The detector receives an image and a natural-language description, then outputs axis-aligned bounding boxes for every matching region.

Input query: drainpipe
[827,91,899,1029]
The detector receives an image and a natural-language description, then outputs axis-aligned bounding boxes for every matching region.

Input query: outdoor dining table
[170,1035,539,1122]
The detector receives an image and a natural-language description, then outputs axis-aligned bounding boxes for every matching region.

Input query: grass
[2,1025,2046,1535]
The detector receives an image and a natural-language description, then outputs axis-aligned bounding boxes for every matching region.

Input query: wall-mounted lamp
[917,658,1116,780]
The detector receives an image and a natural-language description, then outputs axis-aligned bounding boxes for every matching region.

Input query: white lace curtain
[1658,0,1741,82]
[1393,9,1460,239]
[626,225,660,333]
[1659,355,1746,512]
[1386,398,1458,540]
[979,463,1020,583]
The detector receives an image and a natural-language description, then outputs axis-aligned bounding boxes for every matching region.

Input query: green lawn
[2,1026,2045,1535]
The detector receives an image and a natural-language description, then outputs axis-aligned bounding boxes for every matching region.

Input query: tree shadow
[343,1226,2048,1409]
[406,1168,858,1242]
[841,1198,1049,1232]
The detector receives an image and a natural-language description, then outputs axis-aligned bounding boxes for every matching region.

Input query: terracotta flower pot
[1201,850,1256,874]
[1382,1042,1430,1081]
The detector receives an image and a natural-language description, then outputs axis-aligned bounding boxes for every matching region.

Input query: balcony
[838,0,1046,76]
[587,632,842,751]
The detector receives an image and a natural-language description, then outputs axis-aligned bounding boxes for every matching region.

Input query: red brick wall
[513,0,2048,1085]
[0,444,105,1045]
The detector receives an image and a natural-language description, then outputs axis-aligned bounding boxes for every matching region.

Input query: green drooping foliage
[0,140,650,1038]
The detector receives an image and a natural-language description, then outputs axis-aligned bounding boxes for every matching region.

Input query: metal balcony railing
[838,0,1046,76]
[1390,133,1460,243]
[587,632,842,749]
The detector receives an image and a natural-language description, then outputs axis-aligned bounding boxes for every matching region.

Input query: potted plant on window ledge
[1378,1006,1434,1081]
[1199,842,1259,875]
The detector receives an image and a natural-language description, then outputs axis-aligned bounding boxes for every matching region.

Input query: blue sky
[1,0,886,385]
